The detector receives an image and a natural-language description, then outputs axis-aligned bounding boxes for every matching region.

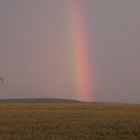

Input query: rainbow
[68,1,92,101]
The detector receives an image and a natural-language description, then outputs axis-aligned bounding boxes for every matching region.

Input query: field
[0,103,140,140]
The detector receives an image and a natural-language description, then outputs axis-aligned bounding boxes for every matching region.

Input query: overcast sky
[0,0,140,103]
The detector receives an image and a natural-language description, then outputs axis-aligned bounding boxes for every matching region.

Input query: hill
[0,98,82,103]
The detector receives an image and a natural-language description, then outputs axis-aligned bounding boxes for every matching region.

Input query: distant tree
[0,77,4,84]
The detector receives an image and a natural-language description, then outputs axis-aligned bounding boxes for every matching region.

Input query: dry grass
[0,103,139,140]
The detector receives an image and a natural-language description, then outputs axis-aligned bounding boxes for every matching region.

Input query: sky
[0,0,140,103]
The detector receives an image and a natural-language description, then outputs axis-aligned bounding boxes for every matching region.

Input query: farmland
[0,103,139,140]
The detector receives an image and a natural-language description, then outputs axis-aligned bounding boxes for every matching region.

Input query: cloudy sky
[0,0,140,103]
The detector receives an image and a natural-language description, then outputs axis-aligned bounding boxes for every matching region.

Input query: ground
[0,103,139,140]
